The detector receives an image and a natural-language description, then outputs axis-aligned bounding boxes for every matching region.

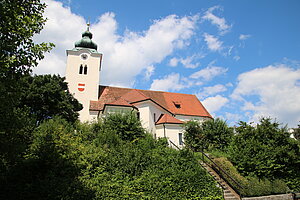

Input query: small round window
[81,53,88,60]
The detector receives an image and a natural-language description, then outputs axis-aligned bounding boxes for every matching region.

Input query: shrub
[100,112,145,141]
[1,113,223,199]
[212,156,289,197]
[241,177,289,197]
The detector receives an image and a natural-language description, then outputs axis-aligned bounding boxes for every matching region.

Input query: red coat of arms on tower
[78,83,85,92]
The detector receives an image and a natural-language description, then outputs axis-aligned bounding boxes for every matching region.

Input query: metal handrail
[183,142,243,197]
[169,140,180,150]
[200,151,243,192]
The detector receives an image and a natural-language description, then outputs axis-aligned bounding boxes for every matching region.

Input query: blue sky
[34,0,300,127]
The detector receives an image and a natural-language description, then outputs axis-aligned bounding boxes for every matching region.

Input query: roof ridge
[99,85,195,96]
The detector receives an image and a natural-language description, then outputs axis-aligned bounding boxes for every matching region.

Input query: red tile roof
[156,114,183,125]
[106,97,135,107]
[89,85,212,118]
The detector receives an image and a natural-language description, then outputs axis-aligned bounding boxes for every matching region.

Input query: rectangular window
[154,113,156,123]
[179,133,183,145]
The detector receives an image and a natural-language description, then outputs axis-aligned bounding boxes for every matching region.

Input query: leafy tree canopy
[228,118,300,182]
[19,74,82,124]
[183,118,233,151]
[0,0,54,76]
[94,112,146,142]
[0,0,55,173]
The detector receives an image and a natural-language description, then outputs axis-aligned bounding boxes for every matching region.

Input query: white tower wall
[65,48,102,122]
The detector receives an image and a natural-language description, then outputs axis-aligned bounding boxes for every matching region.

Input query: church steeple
[75,22,98,50]
[66,23,103,122]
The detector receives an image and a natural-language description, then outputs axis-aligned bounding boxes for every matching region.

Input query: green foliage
[228,118,300,191]
[183,120,204,150]
[183,118,233,151]
[293,123,300,140]
[212,156,288,197]
[0,0,55,179]
[1,113,224,199]
[0,117,95,199]
[0,0,54,76]
[0,74,82,178]
[242,178,289,197]
[19,74,82,124]
[99,112,146,141]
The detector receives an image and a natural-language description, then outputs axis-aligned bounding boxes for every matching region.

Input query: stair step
[224,198,239,200]
[201,161,240,200]
[224,193,235,197]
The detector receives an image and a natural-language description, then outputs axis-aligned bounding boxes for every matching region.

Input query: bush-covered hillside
[1,113,223,200]
[184,118,300,197]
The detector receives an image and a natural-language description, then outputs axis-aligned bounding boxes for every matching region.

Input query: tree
[0,0,54,76]
[0,0,54,179]
[96,112,145,142]
[0,0,55,132]
[201,118,233,150]
[183,120,206,151]
[0,0,54,132]
[228,118,300,190]
[183,118,233,151]
[20,74,82,124]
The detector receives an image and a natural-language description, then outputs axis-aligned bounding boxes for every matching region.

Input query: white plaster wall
[165,124,184,147]
[89,111,99,122]
[65,48,102,122]
[155,124,184,148]
[134,101,168,135]
[134,102,150,131]
[155,124,165,138]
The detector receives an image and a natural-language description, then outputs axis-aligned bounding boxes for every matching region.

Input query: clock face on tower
[80,53,88,60]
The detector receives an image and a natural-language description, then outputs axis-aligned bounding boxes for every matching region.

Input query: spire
[87,17,90,31]
[74,20,98,50]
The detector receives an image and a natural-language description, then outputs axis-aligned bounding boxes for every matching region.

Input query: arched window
[79,65,83,74]
[84,65,88,75]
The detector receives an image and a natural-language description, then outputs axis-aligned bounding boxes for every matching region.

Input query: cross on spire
[87,17,90,31]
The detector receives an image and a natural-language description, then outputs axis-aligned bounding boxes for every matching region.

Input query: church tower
[65,24,102,122]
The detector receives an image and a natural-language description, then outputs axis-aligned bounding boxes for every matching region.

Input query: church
[65,26,212,147]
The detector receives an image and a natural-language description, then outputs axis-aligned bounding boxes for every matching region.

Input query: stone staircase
[200,162,241,200]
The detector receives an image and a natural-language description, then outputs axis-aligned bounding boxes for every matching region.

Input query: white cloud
[169,57,179,67]
[239,34,251,40]
[190,61,227,80]
[233,55,240,61]
[224,112,242,124]
[144,65,155,80]
[203,6,231,34]
[202,95,229,115]
[203,33,223,51]
[232,64,300,127]
[169,56,200,69]
[34,0,199,87]
[150,73,187,91]
[180,56,200,69]
[197,84,227,98]
[33,0,86,75]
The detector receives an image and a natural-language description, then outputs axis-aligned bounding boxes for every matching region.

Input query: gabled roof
[156,114,183,125]
[90,85,212,118]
